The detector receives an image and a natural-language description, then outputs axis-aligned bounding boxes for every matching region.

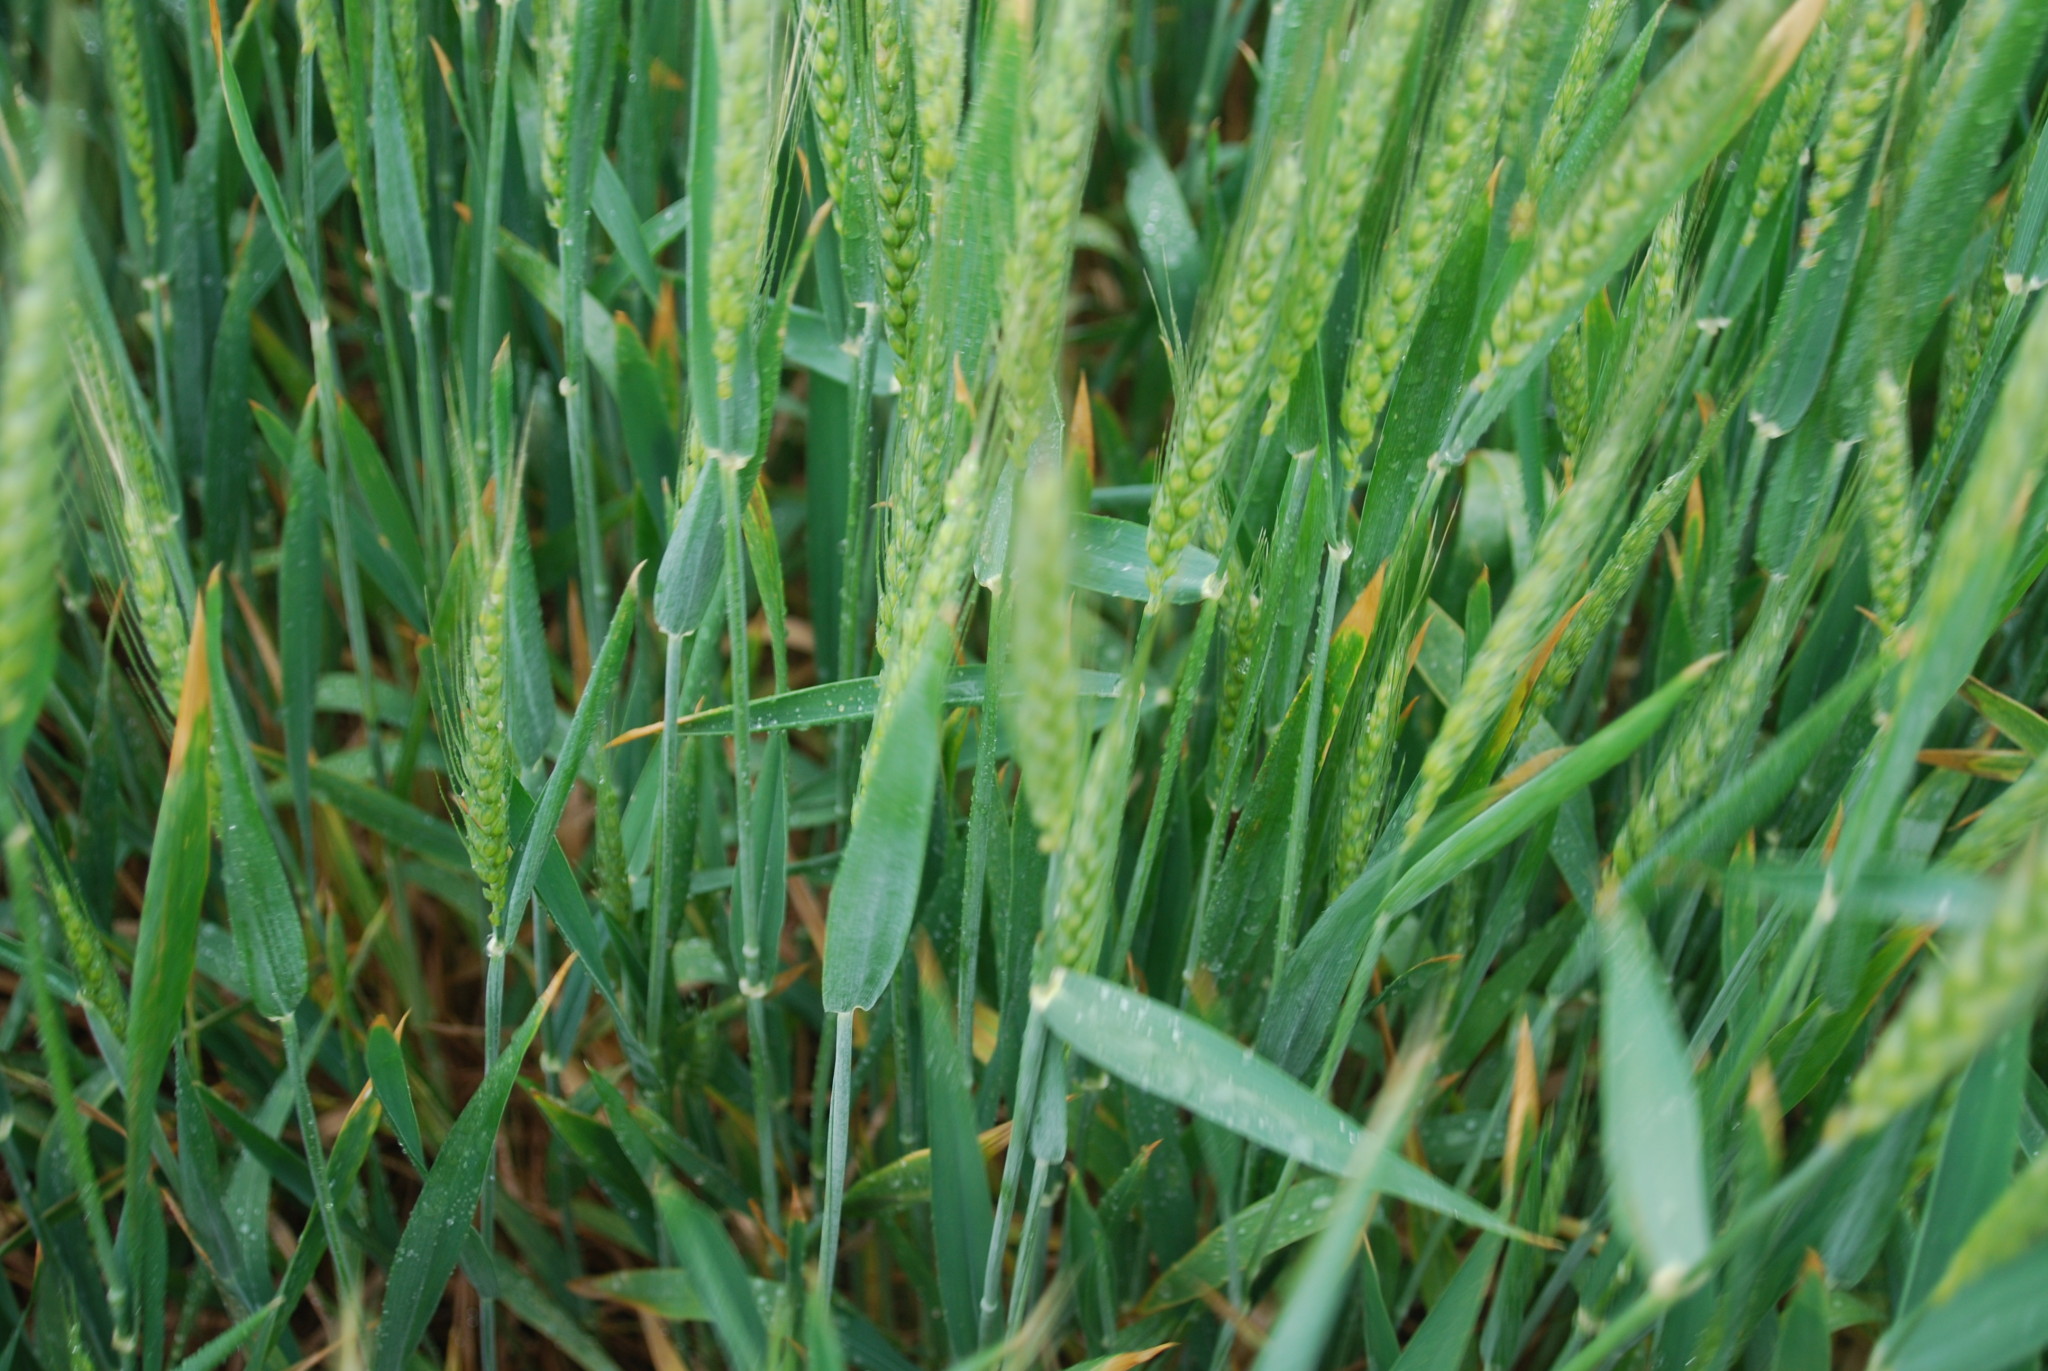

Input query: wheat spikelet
[1531,404,1727,725]
[392,0,427,194]
[1146,152,1303,596]
[1011,460,1084,851]
[102,0,158,247]
[1339,0,1516,475]
[446,542,515,927]
[1263,0,1430,425]
[709,0,779,404]
[1478,0,1817,391]
[1944,756,2048,874]
[539,0,576,219]
[1527,0,1632,196]
[1550,319,1593,455]
[802,0,856,211]
[1828,833,2048,1143]
[302,0,365,189]
[993,0,1115,470]
[0,155,72,762]
[870,0,925,359]
[1799,0,1916,258]
[1739,17,1837,248]
[910,0,966,202]
[1047,687,1138,975]
[1408,327,1683,844]
[1861,370,1916,629]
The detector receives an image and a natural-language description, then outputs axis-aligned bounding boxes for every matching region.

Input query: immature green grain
[594,768,630,929]
[1739,17,1838,248]
[1500,0,1570,158]
[1527,0,1633,196]
[392,0,427,194]
[1554,327,1598,462]
[1212,546,1263,784]
[102,0,158,247]
[1146,152,1303,595]
[1047,687,1139,975]
[710,0,779,404]
[1333,638,1412,885]
[1799,0,1916,260]
[1861,370,1916,628]
[1931,192,2014,469]
[871,0,925,358]
[1827,833,2048,1143]
[1263,0,1431,425]
[0,155,72,760]
[1408,329,1682,844]
[118,471,189,708]
[1532,405,1726,724]
[538,0,575,216]
[802,0,856,210]
[1943,754,2048,874]
[75,334,189,707]
[1478,0,1821,391]
[1011,461,1085,851]
[302,0,364,188]
[43,851,126,1035]
[1634,205,1685,328]
[1613,549,1816,874]
[1339,0,1516,475]
[994,0,1115,468]
[453,546,515,926]
[910,0,967,201]
[872,445,987,728]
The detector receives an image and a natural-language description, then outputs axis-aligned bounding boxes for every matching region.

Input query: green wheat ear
[1011,459,1084,851]
[0,157,72,764]
[1147,151,1303,597]
[1829,833,2048,1145]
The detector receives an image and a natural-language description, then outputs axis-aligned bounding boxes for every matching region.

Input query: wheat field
[2,0,2048,1367]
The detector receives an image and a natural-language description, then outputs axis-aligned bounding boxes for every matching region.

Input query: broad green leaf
[1960,678,2048,757]
[1141,1178,1341,1310]
[1382,656,1718,917]
[1038,970,1528,1241]
[653,1174,766,1368]
[1597,906,1710,1281]
[822,642,948,1013]
[170,1298,280,1371]
[918,941,993,1357]
[503,568,643,924]
[204,576,307,1022]
[610,665,1121,747]
[1773,1258,1832,1371]
[1871,1242,2048,1371]
[125,606,212,1245]
[370,1,430,295]
[567,1268,708,1322]
[372,960,572,1370]
[1390,1234,1503,1371]
[1902,1028,2026,1313]
[365,1020,424,1172]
